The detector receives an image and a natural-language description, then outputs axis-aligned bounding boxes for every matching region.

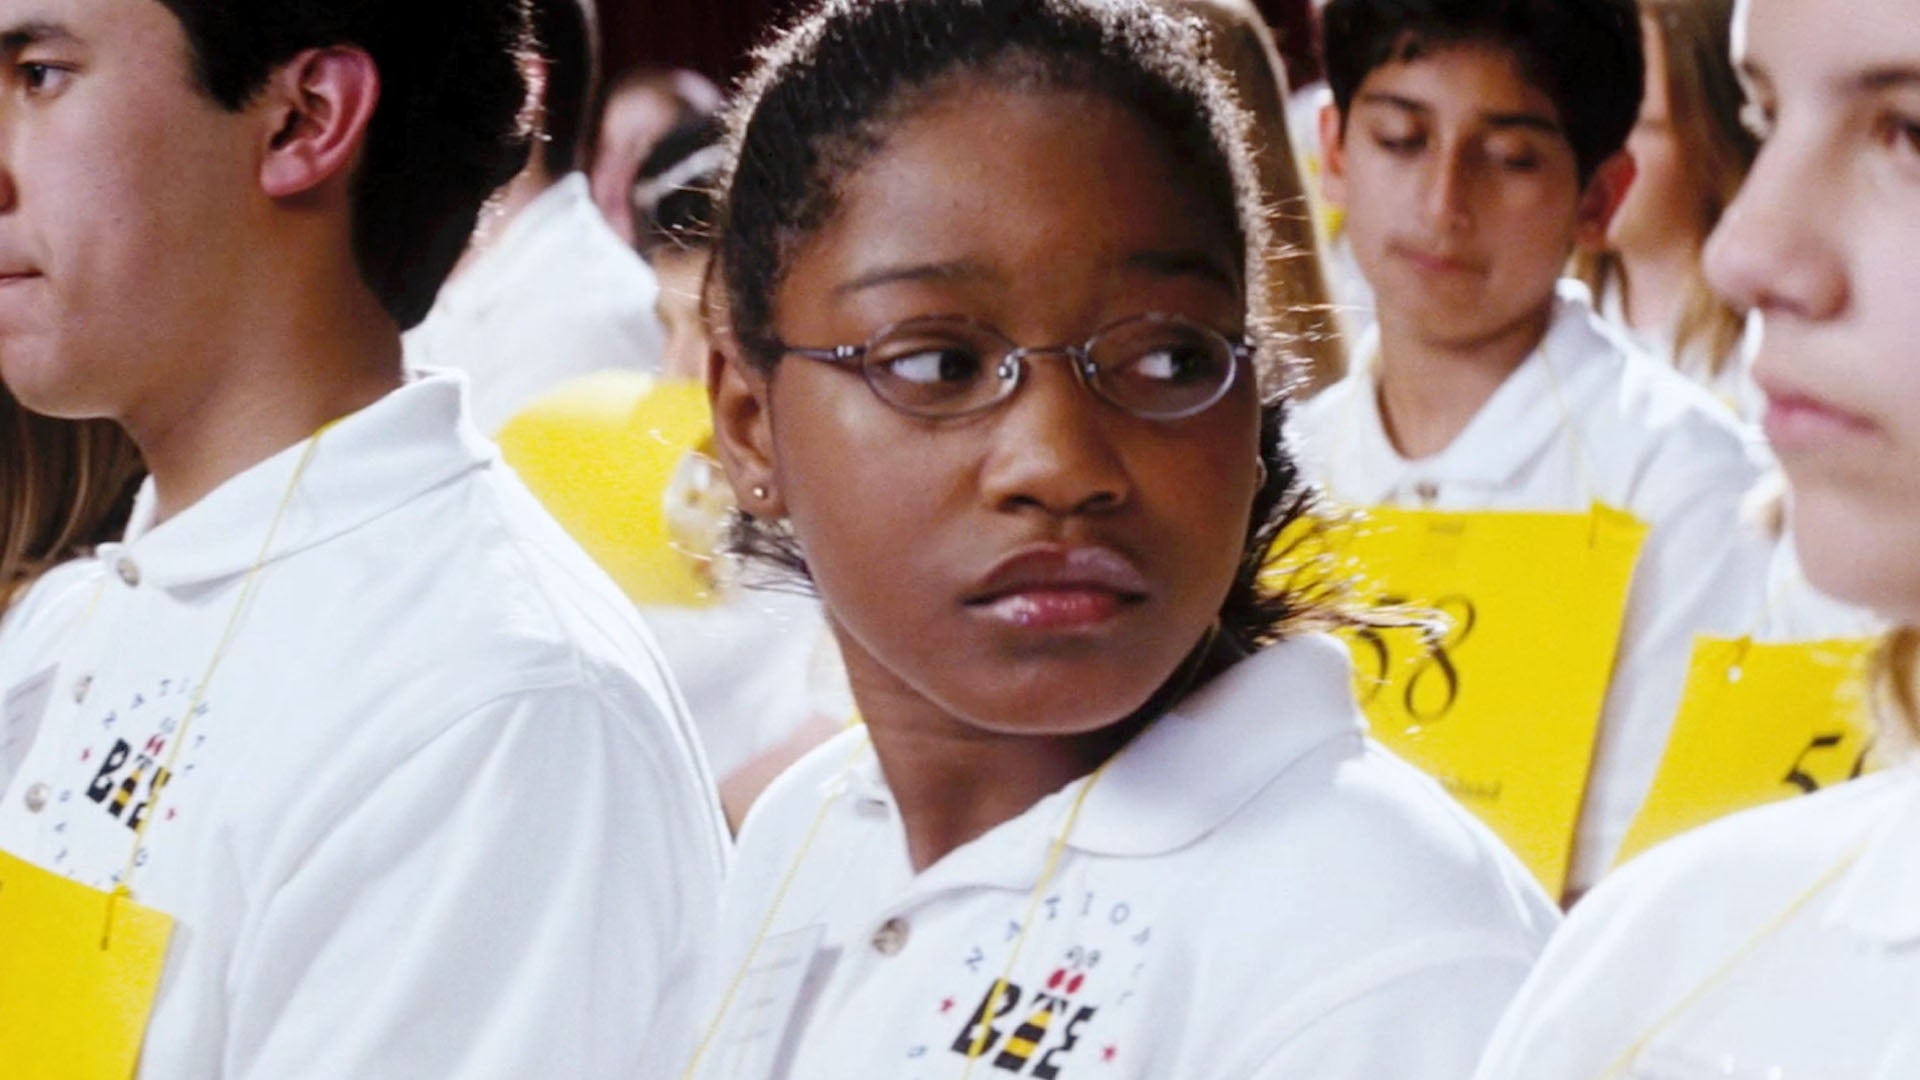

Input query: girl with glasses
[684,2,1555,1076]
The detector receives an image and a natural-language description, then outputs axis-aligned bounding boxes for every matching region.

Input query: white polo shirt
[694,635,1558,1079]
[0,373,727,1078]
[406,173,666,433]
[1473,762,1920,1079]
[1289,281,1775,892]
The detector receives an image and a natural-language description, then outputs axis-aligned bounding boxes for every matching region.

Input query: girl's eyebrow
[1125,248,1238,290]
[1854,65,1920,93]
[833,258,996,296]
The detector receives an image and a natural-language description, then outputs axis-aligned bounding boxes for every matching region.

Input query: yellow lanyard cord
[682,740,1116,1080]
[1592,842,1868,1080]
[958,754,1114,1078]
[106,427,331,921]
[681,735,872,1080]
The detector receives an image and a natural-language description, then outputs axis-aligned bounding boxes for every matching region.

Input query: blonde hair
[1577,0,1756,376]
[1,388,144,611]
[1165,0,1348,395]
[1872,629,1920,756]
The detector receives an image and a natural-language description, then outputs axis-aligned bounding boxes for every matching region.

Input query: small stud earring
[751,484,770,501]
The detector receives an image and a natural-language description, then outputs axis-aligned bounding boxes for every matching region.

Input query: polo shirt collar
[827,635,1366,900]
[107,371,494,589]
[1332,280,1618,504]
[1823,764,1920,946]
[1070,634,1364,857]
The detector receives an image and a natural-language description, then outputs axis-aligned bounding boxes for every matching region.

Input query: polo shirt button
[1413,480,1440,504]
[870,917,910,956]
[23,782,50,813]
[115,557,141,587]
[73,675,93,704]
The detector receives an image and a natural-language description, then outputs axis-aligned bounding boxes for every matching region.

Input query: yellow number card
[1614,636,1878,867]
[498,372,719,609]
[1276,504,1648,897]
[0,850,173,1079]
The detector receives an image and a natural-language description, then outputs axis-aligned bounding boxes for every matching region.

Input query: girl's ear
[708,334,784,518]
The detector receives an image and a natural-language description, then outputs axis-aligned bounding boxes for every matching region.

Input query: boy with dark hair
[406,0,668,433]
[0,0,724,1075]
[1294,0,1773,897]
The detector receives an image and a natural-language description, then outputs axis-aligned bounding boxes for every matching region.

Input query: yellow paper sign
[0,850,173,1079]
[1614,636,1878,867]
[1276,504,1648,897]
[498,372,719,608]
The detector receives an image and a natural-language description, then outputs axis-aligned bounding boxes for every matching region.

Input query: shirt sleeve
[1246,948,1537,1079]
[219,684,725,1080]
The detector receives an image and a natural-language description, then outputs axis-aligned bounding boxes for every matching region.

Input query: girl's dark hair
[152,0,536,329]
[713,0,1345,650]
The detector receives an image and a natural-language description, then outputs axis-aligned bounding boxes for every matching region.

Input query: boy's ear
[1572,150,1638,252]
[1317,100,1350,207]
[707,332,785,520]
[256,46,382,200]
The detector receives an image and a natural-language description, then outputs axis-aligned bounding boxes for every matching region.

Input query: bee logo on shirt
[85,734,172,832]
[950,947,1101,1077]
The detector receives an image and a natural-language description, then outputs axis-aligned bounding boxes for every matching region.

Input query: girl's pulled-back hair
[712,0,1343,649]
[1575,0,1757,377]
[2,388,144,613]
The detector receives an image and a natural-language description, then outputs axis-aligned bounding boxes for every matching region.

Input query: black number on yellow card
[1782,732,1873,795]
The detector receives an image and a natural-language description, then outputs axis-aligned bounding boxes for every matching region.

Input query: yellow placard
[0,850,173,1079]
[1614,636,1879,866]
[1275,504,1648,897]
[499,372,720,608]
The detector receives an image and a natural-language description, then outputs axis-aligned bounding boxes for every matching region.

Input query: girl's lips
[975,588,1141,630]
[1762,388,1880,453]
[965,544,1151,630]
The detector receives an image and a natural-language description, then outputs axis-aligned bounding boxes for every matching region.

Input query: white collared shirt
[0,373,727,1079]
[1473,762,1920,1079]
[1289,281,1776,892]
[693,636,1558,1080]
[405,174,665,433]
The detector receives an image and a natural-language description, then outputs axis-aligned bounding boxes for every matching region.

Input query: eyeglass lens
[859,317,1237,419]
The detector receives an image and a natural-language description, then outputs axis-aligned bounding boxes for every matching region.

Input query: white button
[1413,480,1440,504]
[23,782,50,813]
[115,557,141,587]
[73,675,92,704]
[870,917,910,956]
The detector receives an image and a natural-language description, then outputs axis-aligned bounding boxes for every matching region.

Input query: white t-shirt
[1473,762,1920,1079]
[405,173,666,433]
[1289,281,1775,892]
[0,373,727,1078]
[693,635,1558,1080]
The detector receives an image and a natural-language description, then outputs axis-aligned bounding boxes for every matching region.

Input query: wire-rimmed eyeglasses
[774,312,1252,421]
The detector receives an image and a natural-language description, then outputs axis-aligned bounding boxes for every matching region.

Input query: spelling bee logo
[948,947,1105,1077]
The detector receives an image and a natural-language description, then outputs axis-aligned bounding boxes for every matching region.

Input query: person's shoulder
[732,726,868,865]
[1163,642,1556,957]
[1579,767,1911,931]
[1227,734,1555,936]
[0,559,104,667]
[1556,287,1760,476]
[1287,366,1365,439]
[1472,769,1915,1078]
